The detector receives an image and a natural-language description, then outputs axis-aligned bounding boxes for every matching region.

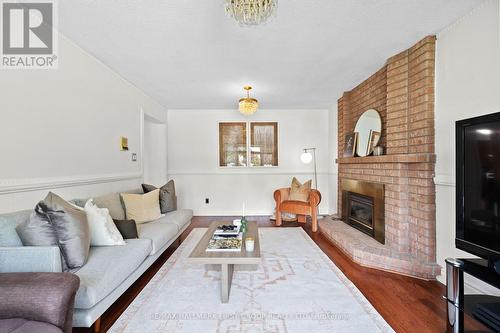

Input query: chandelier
[225,0,277,27]
[239,86,258,115]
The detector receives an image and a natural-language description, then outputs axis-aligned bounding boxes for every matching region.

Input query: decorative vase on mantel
[373,146,384,156]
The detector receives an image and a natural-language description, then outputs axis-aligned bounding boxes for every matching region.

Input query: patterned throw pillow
[288,177,312,202]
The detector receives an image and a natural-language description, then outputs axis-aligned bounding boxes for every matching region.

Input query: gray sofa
[0,190,193,329]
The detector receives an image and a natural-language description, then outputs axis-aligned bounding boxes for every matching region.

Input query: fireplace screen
[341,180,385,244]
[347,192,374,237]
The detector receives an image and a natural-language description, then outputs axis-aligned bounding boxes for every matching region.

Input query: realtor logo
[1,1,58,69]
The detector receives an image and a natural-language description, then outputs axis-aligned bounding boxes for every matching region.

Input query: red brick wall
[338,66,387,158]
[336,36,437,276]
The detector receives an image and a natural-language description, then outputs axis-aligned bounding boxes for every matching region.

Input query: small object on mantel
[373,146,384,156]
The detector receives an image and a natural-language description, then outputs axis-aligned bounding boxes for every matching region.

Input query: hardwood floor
[74,216,447,333]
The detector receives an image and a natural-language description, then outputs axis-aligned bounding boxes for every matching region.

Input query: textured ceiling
[58,0,483,109]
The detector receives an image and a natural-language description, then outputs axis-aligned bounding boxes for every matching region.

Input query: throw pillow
[121,189,162,224]
[84,199,125,246]
[16,192,91,270]
[112,219,139,239]
[142,180,177,213]
[288,177,312,202]
[16,203,59,246]
[42,192,91,269]
[92,193,126,220]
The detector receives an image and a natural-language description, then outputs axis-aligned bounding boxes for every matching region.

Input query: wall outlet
[131,153,137,162]
[205,198,209,204]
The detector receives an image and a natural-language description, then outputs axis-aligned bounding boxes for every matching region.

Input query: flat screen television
[456,112,500,269]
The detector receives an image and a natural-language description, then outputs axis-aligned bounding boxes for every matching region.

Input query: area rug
[109,228,394,333]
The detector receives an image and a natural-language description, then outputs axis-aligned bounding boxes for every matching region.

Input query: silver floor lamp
[300,148,317,189]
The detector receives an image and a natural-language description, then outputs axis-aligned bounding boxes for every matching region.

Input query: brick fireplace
[320,36,440,279]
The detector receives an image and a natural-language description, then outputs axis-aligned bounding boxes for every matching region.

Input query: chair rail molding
[434,173,455,187]
[0,172,143,194]
[167,170,329,176]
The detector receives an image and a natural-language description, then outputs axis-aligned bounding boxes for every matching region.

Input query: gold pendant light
[239,86,258,115]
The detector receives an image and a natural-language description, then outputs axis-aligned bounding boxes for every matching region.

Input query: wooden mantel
[336,153,436,165]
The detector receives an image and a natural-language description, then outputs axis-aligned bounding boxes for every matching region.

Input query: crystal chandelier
[239,86,258,115]
[225,0,277,27]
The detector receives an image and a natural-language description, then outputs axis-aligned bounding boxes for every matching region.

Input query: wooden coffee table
[188,221,261,303]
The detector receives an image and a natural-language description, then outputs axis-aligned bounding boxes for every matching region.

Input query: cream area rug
[109,228,394,333]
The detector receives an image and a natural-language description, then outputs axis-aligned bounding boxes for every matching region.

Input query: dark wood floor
[74,217,447,333]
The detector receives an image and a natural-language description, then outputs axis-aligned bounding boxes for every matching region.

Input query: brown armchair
[0,272,80,333]
[274,188,321,232]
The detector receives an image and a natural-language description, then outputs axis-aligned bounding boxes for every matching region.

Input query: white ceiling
[58,0,483,109]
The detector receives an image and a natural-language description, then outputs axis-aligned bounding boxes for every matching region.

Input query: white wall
[328,103,339,215]
[167,109,330,216]
[0,31,166,213]
[435,0,500,292]
[143,116,168,186]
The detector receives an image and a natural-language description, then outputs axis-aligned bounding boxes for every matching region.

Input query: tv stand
[445,258,500,333]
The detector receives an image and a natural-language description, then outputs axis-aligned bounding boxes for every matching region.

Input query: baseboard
[192,211,273,217]
[191,211,330,217]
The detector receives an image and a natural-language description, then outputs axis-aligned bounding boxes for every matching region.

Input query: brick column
[334,36,438,277]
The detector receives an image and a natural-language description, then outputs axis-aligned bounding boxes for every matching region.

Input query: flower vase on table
[240,216,248,234]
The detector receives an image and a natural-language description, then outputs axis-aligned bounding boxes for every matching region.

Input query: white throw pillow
[84,199,125,246]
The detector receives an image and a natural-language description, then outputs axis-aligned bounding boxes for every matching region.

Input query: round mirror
[354,109,382,157]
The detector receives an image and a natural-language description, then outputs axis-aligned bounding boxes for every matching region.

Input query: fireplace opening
[341,180,385,244]
[347,192,374,237]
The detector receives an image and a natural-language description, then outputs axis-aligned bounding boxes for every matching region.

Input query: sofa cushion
[73,238,152,309]
[137,220,179,255]
[0,318,62,333]
[0,211,32,247]
[92,193,126,220]
[158,209,193,231]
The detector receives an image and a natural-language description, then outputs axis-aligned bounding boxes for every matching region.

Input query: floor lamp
[300,148,317,189]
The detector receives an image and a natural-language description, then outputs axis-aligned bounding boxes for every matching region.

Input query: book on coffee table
[206,234,242,252]
[213,224,240,236]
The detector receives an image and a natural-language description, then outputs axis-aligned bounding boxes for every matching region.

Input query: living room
[1,1,499,332]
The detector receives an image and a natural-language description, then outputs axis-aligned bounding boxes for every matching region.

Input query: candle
[242,202,245,217]
[245,237,255,252]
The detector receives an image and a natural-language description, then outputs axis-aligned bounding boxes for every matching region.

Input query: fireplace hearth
[341,179,385,244]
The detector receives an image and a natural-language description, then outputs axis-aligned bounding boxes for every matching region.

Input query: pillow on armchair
[288,177,312,202]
